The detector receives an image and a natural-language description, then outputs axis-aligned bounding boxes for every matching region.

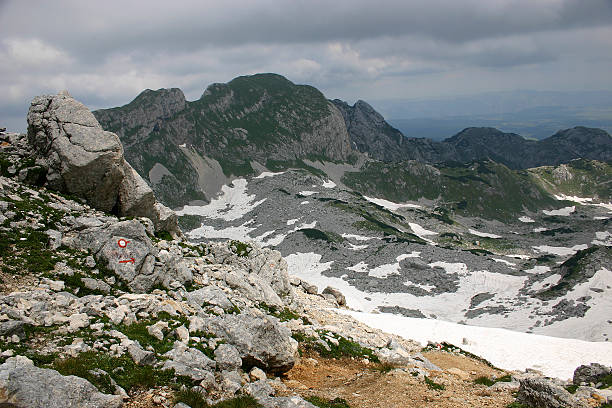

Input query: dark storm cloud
[1,0,612,132]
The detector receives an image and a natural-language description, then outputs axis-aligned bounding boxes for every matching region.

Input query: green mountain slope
[94,74,352,207]
[528,159,612,200]
[342,160,558,221]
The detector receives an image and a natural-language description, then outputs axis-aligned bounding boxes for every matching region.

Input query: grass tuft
[306,396,351,408]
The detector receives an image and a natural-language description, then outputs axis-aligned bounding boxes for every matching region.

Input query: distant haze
[1,0,612,134]
[371,90,612,140]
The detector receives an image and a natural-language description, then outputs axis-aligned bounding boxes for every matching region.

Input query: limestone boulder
[517,377,587,408]
[27,92,124,212]
[26,91,180,236]
[0,356,123,408]
[197,314,297,374]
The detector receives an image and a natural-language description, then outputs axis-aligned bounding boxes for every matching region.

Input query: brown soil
[278,351,516,408]
[0,268,38,295]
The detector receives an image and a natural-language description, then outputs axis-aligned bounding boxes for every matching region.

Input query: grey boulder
[517,377,587,408]
[162,343,216,381]
[26,91,179,236]
[573,363,612,386]
[0,356,123,408]
[214,343,242,371]
[198,314,297,374]
[322,286,346,306]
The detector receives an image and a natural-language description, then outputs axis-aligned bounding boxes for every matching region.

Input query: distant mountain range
[335,99,612,168]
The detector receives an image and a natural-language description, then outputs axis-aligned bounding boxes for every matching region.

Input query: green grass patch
[298,228,344,244]
[52,351,192,393]
[258,303,301,322]
[155,230,173,241]
[306,396,351,408]
[299,330,380,363]
[473,375,511,387]
[229,240,252,257]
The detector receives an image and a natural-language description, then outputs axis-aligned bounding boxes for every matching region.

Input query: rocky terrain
[174,165,612,344]
[1,92,611,408]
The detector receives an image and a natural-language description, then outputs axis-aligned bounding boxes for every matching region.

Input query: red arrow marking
[117,239,130,248]
[119,258,135,264]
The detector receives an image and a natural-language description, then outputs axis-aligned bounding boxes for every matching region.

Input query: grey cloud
[1,0,612,132]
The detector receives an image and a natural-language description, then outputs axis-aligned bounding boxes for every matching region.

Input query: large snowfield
[339,309,612,380]
[178,178,612,381]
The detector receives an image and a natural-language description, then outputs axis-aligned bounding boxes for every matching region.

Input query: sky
[1,0,612,131]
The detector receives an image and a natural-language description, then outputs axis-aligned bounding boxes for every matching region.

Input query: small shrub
[229,240,252,257]
[155,230,173,241]
[474,376,495,386]
[424,376,445,391]
[371,362,396,373]
[565,384,579,394]
[174,387,208,408]
[305,396,351,408]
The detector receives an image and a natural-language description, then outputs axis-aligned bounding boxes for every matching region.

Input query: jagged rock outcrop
[26,91,179,236]
[0,356,123,408]
[191,313,298,374]
[573,363,612,387]
[517,377,588,408]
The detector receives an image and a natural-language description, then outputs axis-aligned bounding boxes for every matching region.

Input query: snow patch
[531,274,561,292]
[593,231,612,246]
[347,243,369,251]
[179,143,186,148]
[533,244,588,256]
[363,196,421,211]
[177,179,265,221]
[524,265,551,274]
[188,220,256,240]
[342,233,376,241]
[300,201,310,205]
[286,252,334,291]
[347,262,369,273]
[469,229,501,239]
[254,171,285,179]
[553,194,593,204]
[519,216,535,223]
[338,310,612,380]
[492,258,516,267]
[543,206,575,216]
[322,180,336,188]
[286,219,299,226]
[299,191,317,196]
[533,227,548,233]
[409,223,437,236]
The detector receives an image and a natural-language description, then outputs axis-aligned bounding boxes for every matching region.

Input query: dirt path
[279,351,516,408]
